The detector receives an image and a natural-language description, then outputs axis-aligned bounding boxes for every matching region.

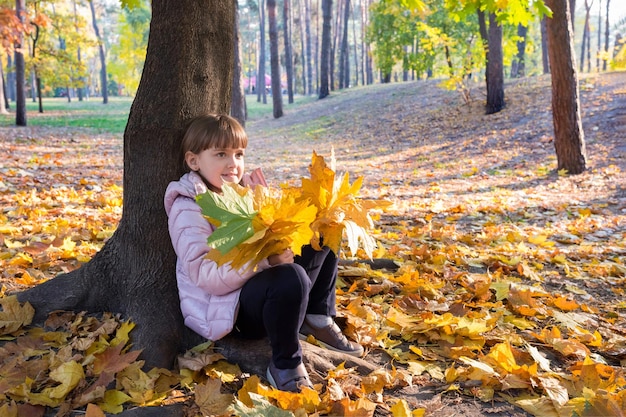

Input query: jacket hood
[164,172,208,216]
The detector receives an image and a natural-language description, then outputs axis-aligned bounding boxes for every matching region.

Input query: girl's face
[185,147,245,191]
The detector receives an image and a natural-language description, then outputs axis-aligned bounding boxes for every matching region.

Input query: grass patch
[0,93,319,134]
[0,97,133,134]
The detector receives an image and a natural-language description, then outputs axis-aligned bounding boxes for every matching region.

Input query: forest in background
[0,0,624,110]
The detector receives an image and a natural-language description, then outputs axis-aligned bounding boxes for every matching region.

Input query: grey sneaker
[299,319,364,357]
[266,361,313,392]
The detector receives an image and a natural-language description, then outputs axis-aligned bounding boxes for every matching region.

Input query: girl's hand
[268,248,294,266]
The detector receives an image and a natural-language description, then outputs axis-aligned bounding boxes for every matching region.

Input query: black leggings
[234,245,338,369]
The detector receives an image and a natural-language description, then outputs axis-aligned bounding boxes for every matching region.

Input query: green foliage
[108,2,150,96]
[366,0,556,88]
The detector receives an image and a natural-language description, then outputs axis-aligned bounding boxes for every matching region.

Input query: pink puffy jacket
[164,170,270,341]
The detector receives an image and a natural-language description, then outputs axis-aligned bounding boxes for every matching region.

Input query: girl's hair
[181,114,248,172]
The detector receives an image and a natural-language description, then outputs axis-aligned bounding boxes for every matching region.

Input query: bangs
[183,114,248,156]
[209,118,248,149]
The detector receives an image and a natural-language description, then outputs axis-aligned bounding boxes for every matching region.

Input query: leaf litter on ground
[0,72,625,416]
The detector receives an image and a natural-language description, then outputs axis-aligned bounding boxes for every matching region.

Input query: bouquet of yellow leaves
[196,151,388,271]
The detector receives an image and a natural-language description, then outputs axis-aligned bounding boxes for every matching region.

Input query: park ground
[0,71,625,416]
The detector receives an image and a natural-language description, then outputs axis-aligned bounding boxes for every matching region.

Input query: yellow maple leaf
[0,295,35,335]
[330,396,377,417]
[204,184,317,271]
[194,378,234,416]
[296,151,388,258]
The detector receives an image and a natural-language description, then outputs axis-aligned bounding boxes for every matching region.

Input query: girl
[164,114,363,393]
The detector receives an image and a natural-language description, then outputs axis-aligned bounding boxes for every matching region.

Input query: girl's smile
[185,147,245,191]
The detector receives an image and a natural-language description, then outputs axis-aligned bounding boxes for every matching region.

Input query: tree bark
[603,0,610,70]
[73,0,84,101]
[231,0,247,125]
[545,0,587,174]
[89,0,108,104]
[257,0,267,104]
[319,0,332,98]
[541,17,550,74]
[0,52,8,114]
[16,0,236,370]
[478,10,505,114]
[14,0,26,126]
[579,0,591,72]
[283,0,294,103]
[511,23,528,78]
[267,0,283,118]
[305,0,313,95]
[338,0,350,89]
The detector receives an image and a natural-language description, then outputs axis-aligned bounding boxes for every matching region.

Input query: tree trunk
[351,0,358,86]
[603,0,610,70]
[305,0,313,95]
[74,0,84,102]
[596,0,601,71]
[89,0,108,104]
[267,0,283,118]
[36,76,43,113]
[569,0,576,32]
[511,23,527,78]
[283,0,295,103]
[231,0,247,125]
[16,0,236,371]
[0,53,8,114]
[478,11,505,114]
[14,0,26,126]
[297,0,307,94]
[579,0,591,72]
[545,0,587,174]
[541,17,550,74]
[319,0,332,98]
[338,0,350,89]
[257,0,267,104]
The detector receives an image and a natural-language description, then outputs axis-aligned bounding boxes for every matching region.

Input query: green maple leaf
[196,184,258,255]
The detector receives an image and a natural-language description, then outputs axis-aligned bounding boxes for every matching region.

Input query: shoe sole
[298,333,364,357]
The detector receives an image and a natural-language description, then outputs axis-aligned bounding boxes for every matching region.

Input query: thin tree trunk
[7,54,16,102]
[339,0,350,89]
[267,0,283,117]
[257,0,267,104]
[283,0,295,103]
[298,0,307,94]
[580,0,592,72]
[541,17,550,73]
[478,10,505,114]
[511,23,527,77]
[330,0,340,90]
[569,0,576,32]
[545,0,587,174]
[74,0,84,101]
[351,0,358,86]
[15,0,26,126]
[231,0,247,125]
[603,0,610,70]
[319,0,332,98]
[0,52,8,114]
[305,0,313,95]
[596,0,601,71]
[315,0,320,93]
[89,0,108,104]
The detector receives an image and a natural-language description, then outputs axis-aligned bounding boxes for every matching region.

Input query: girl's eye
[236,152,245,158]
